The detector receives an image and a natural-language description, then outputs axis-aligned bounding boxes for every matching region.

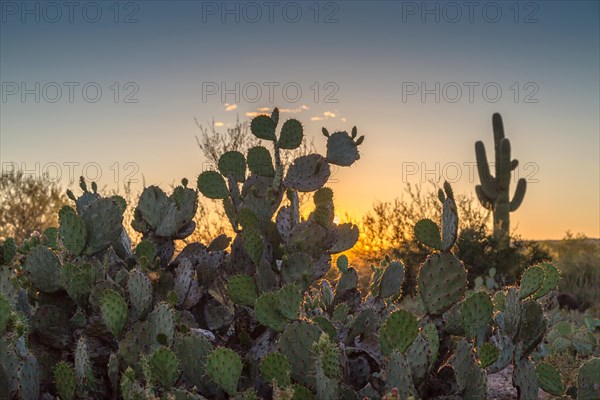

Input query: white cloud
[224,103,238,112]
[323,111,336,118]
[246,112,260,117]
[311,116,324,121]
[340,117,347,122]
[214,122,224,127]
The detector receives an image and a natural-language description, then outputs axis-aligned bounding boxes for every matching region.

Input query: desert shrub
[549,232,600,309]
[0,170,66,243]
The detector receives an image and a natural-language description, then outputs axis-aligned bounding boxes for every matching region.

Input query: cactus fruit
[418,252,467,315]
[206,348,243,396]
[227,275,258,306]
[260,352,291,386]
[100,289,128,338]
[54,361,76,400]
[535,362,563,396]
[379,310,419,355]
[149,346,179,388]
[475,113,527,242]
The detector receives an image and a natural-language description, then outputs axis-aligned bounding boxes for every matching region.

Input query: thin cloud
[224,103,238,112]
[323,111,336,118]
[311,117,324,121]
[214,122,225,127]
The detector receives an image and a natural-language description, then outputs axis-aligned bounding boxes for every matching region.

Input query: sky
[1,0,599,240]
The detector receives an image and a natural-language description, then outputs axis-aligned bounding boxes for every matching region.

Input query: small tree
[0,170,66,243]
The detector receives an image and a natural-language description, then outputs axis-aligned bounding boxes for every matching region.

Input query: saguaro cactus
[475,113,526,242]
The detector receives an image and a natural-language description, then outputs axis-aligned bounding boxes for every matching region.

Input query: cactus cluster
[0,109,596,400]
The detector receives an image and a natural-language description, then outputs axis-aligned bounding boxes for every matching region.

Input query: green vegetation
[0,110,597,399]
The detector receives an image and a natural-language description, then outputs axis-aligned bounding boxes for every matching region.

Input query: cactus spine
[475,113,527,243]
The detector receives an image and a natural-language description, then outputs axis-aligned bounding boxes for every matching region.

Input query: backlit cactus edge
[0,109,596,400]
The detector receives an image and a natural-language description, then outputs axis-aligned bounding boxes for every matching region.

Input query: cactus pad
[197,171,229,200]
[379,310,418,355]
[532,262,560,299]
[278,119,303,149]
[461,291,494,340]
[260,352,291,386]
[127,269,153,319]
[149,346,179,388]
[250,114,276,140]
[414,219,442,250]
[284,154,331,192]
[379,261,405,299]
[80,197,123,254]
[227,275,258,306]
[535,362,563,396]
[513,358,538,400]
[577,357,600,400]
[276,284,302,320]
[255,292,287,332]
[418,252,467,315]
[519,265,544,299]
[279,321,322,387]
[247,146,275,177]
[206,348,242,396]
[477,342,499,368]
[54,361,76,400]
[24,245,63,293]
[100,289,128,338]
[326,131,361,167]
[218,151,247,182]
[59,206,86,256]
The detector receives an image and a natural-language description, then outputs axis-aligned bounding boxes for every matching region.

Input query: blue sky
[1,1,599,239]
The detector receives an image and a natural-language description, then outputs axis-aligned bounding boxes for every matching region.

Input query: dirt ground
[487,365,552,400]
